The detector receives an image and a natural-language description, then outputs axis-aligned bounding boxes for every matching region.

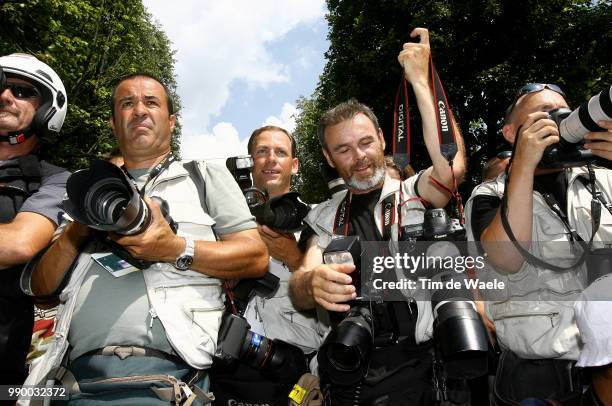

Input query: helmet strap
[0,127,35,144]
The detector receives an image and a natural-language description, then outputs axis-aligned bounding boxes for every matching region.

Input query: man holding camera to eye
[465,83,612,404]
[289,28,466,405]
[0,54,69,393]
[19,73,268,405]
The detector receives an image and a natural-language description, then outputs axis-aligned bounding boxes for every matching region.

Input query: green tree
[0,0,180,170]
[295,0,612,202]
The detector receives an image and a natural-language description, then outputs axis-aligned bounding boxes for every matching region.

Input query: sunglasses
[2,83,41,99]
[506,83,567,117]
[496,150,512,159]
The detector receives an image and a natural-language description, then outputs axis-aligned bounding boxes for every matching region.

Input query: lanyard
[333,191,396,241]
[123,154,175,196]
[392,57,463,220]
[393,58,458,166]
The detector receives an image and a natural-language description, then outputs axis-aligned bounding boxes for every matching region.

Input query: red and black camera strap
[392,57,463,221]
[334,192,396,241]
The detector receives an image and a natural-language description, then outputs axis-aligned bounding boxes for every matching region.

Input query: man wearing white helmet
[0,53,69,389]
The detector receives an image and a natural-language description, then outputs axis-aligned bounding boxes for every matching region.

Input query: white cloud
[181,101,299,161]
[263,102,299,133]
[143,0,326,136]
[180,122,248,161]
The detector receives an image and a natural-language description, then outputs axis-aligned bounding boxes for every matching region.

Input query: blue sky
[142,1,329,162]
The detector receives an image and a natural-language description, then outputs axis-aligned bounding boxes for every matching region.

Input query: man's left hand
[584,120,612,161]
[110,196,184,263]
[258,225,303,271]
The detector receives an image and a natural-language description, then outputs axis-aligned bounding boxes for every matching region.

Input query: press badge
[91,252,140,277]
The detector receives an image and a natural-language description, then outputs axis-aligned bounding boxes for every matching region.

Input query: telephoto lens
[430,272,488,379]
[322,162,347,197]
[318,305,374,385]
[214,312,307,380]
[557,86,612,144]
[64,160,150,235]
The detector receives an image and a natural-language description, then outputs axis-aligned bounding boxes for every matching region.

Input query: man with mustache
[289,28,466,405]
[19,74,268,405]
[0,54,69,393]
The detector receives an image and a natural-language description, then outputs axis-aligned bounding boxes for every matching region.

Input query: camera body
[401,208,466,242]
[226,155,310,232]
[401,208,488,379]
[318,235,377,385]
[214,312,307,382]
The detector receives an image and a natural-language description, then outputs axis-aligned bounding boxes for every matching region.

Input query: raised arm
[397,27,466,207]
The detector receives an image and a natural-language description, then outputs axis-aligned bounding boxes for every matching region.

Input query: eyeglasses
[506,83,567,118]
[2,83,41,99]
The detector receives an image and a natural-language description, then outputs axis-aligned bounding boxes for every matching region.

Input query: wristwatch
[174,237,195,271]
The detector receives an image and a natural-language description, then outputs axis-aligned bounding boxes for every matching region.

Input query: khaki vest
[20,161,225,405]
[465,167,612,359]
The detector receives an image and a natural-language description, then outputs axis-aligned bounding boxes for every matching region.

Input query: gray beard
[347,164,386,191]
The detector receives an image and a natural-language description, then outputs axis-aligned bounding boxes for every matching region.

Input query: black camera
[401,208,466,242]
[430,271,488,379]
[402,209,487,379]
[63,159,176,268]
[317,236,374,385]
[63,159,175,235]
[539,86,612,168]
[214,312,307,381]
[226,155,309,232]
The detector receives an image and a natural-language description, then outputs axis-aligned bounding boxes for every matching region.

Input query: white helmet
[0,53,67,143]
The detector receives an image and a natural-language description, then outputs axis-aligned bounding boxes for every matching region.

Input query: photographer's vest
[304,174,434,345]
[245,256,330,354]
[20,161,224,403]
[0,155,41,223]
[464,167,612,360]
[0,155,41,382]
[0,155,42,297]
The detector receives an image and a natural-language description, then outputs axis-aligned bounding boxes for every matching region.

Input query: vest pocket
[183,301,225,354]
[491,301,576,359]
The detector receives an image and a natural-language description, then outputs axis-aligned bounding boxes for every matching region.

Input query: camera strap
[333,192,396,241]
[577,176,612,216]
[393,57,463,220]
[122,154,175,196]
[499,166,601,272]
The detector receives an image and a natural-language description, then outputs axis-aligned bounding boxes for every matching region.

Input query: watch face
[176,256,193,270]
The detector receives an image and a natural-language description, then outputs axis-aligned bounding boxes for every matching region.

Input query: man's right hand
[512,111,560,171]
[306,263,357,312]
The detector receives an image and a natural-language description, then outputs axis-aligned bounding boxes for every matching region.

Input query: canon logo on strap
[438,100,449,132]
